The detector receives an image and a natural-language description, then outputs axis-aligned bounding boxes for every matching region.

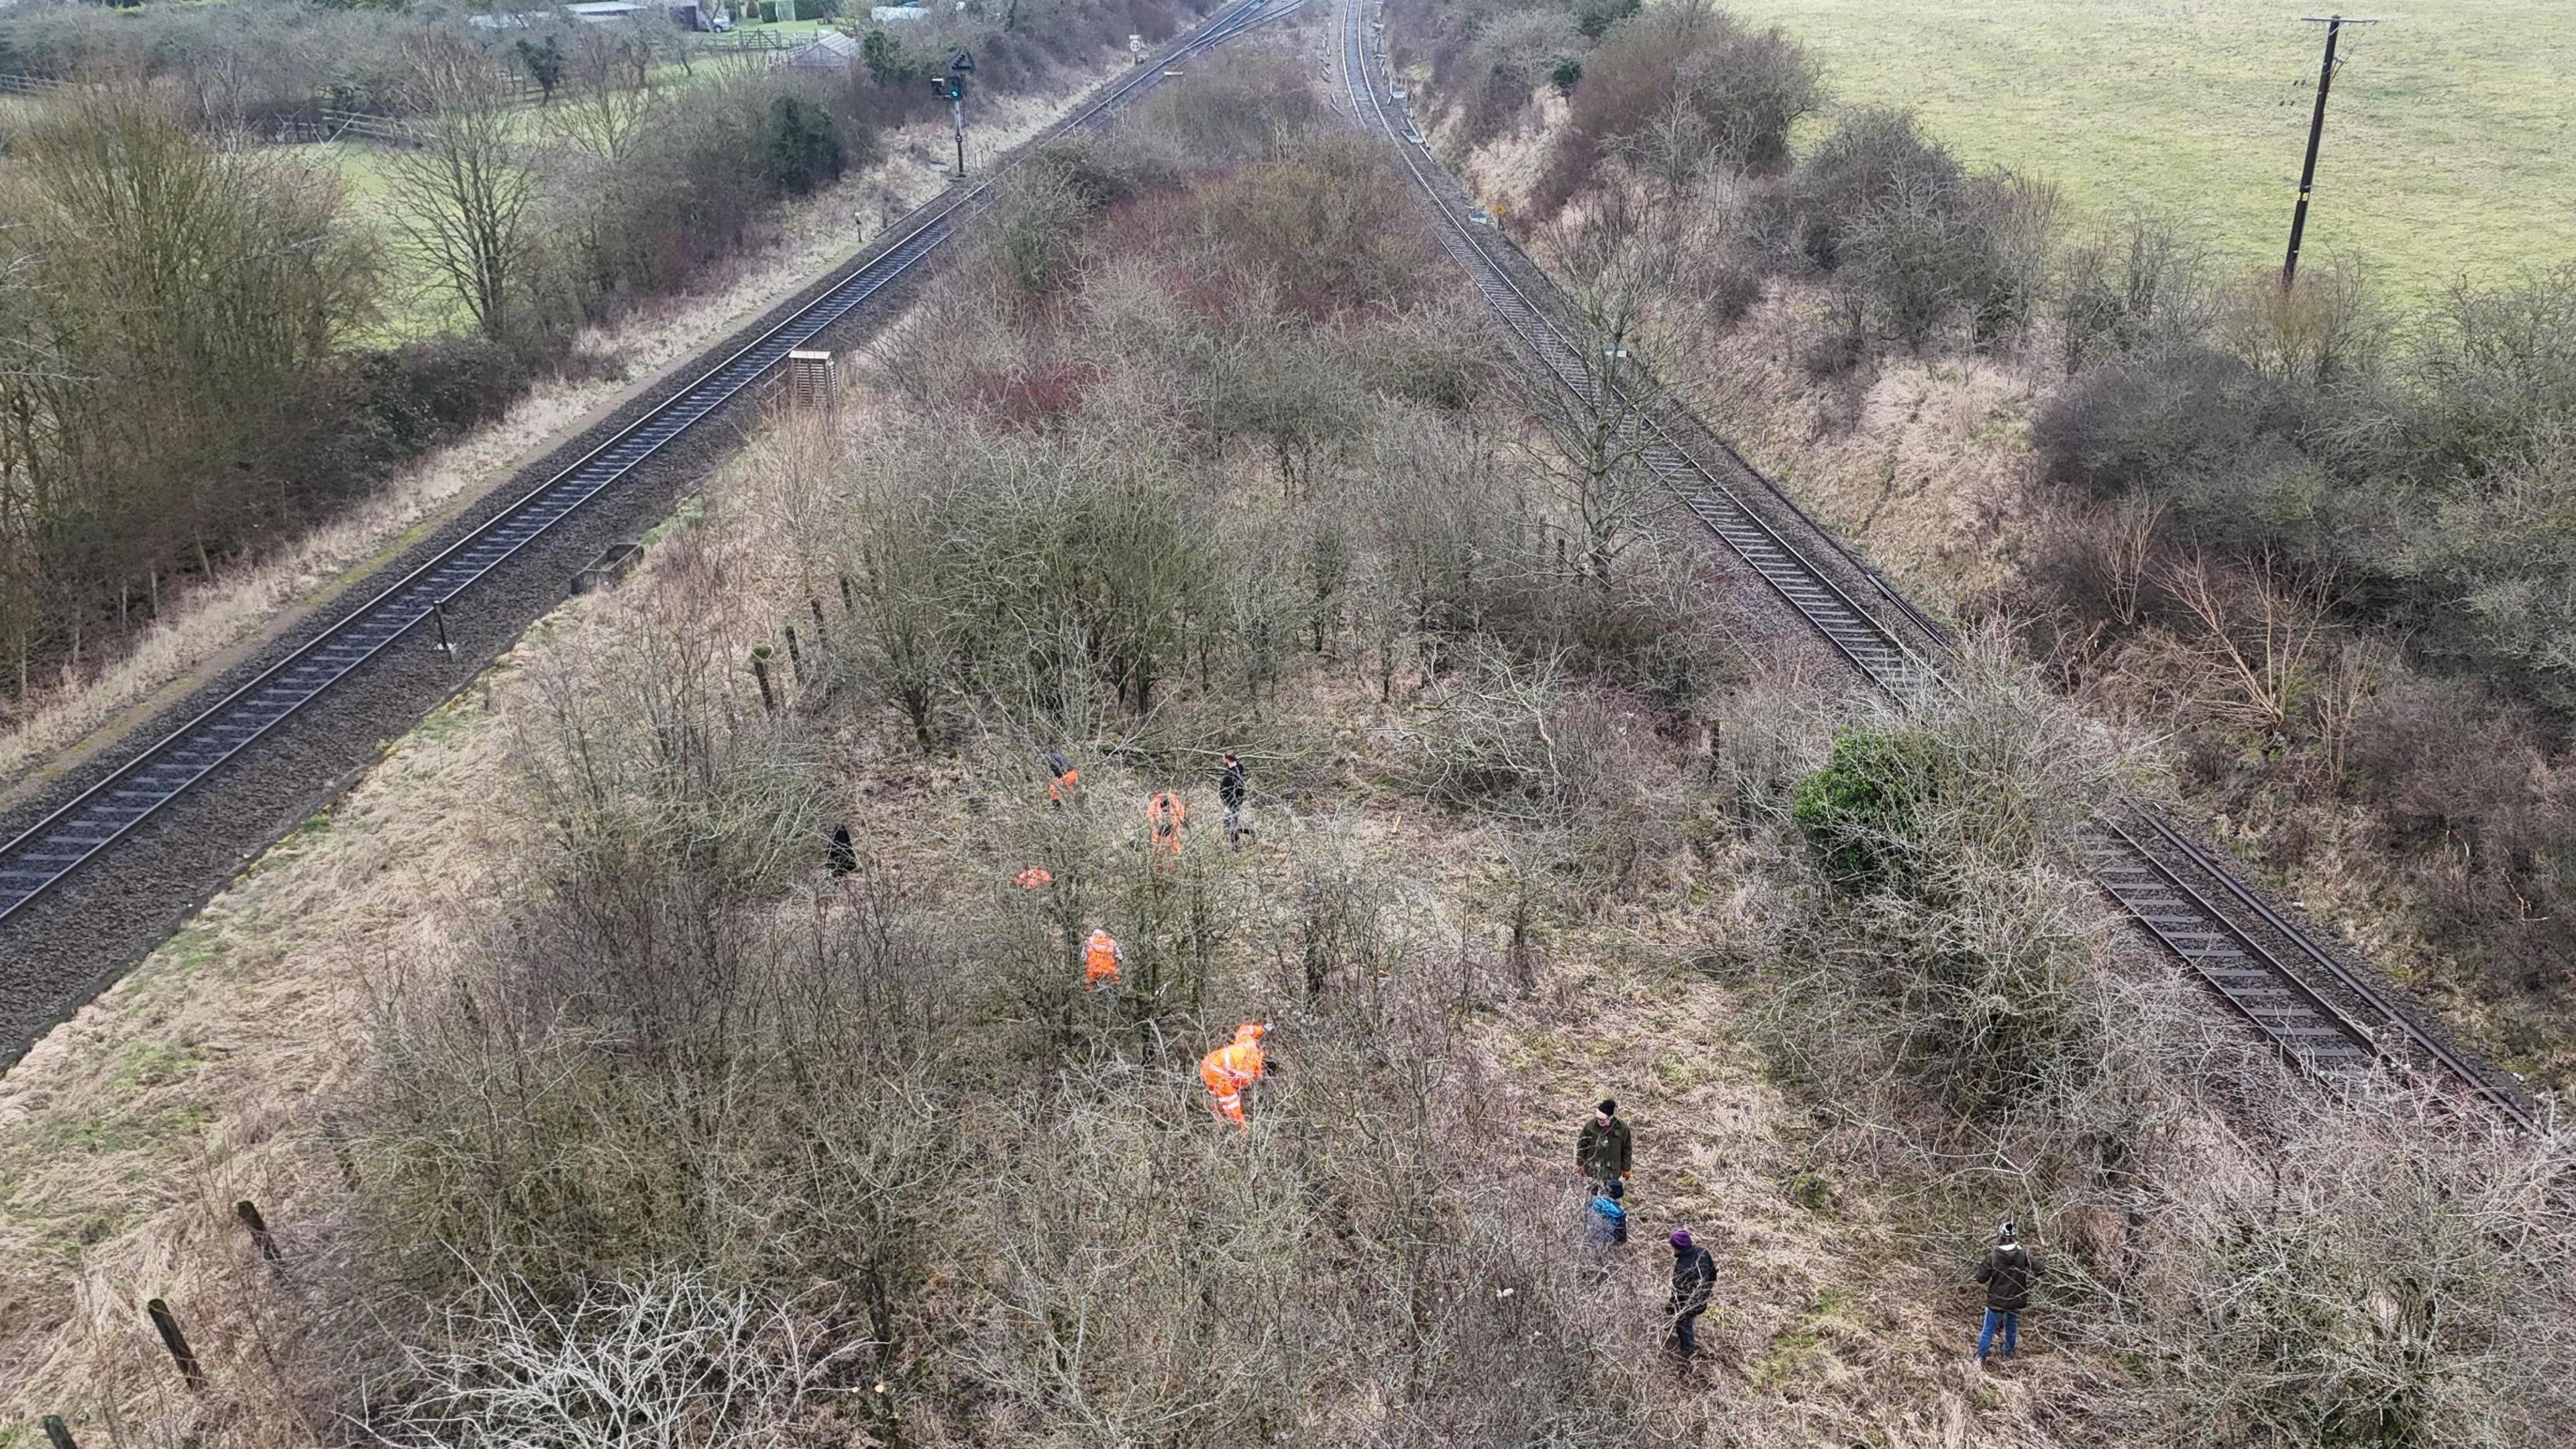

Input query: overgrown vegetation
[1356,10,2576,1442]
[1994,257,2576,1081]
[1726,641,2576,1446]
[13,19,2576,1448]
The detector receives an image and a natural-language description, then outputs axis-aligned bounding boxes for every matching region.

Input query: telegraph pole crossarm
[2282,14,2378,291]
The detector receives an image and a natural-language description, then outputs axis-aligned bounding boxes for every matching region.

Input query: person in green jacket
[1576,1099,1631,1187]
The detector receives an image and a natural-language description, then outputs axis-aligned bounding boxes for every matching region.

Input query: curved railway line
[1334,0,2540,1134]
[0,0,1295,1053]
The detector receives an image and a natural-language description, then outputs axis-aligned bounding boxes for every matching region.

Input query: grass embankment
[1725,0,2576,305]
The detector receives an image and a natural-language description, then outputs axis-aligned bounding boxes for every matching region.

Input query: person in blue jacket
[1586,1178,1628,1248]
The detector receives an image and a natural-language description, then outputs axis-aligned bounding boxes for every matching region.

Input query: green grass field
[1723,0,2576,309]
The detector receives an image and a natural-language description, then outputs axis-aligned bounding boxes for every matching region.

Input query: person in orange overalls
[1014,867,1053,891]
[1082,928,1123,991]
[1199,1022,1268,1131]
[1044,750,1080,806]
[1146,790,1187,857]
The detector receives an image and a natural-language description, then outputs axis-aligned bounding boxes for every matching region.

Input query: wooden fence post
[145,1299,204,1391]
[234,1200,282,1263]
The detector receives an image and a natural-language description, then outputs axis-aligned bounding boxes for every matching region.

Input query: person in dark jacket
[826,822,858,876]
[1667,1229,1715,1356]
[1219,752,1252,845]
[1576,1099,1631,1187]
[1974,1220,2037,1363]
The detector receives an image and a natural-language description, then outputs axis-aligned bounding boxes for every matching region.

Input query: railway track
[1336,0,2538,1133]
[0,0,1294,936]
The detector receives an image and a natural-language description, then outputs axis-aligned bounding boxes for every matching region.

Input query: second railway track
[1334,0,2538,1133]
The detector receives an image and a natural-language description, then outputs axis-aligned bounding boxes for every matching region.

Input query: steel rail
[1336,0,2534,1130]
[2089,812,2381,1070]
[1336,5,1930,697]
[2137,810,2540,1133]
[0,0,1294,925]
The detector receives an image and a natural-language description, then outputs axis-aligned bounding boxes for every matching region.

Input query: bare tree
[551,29,660,166]
[2154,550,2335,734]
[1524,197,1680,588]
[388,34,539,341]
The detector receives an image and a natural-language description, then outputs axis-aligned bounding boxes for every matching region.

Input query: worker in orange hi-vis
[1013,867,1054,891]
[1199,1022,1269,1131]
[1044,749,1080,806]
[1146,790,1187,857]
[1082,928,1124,991]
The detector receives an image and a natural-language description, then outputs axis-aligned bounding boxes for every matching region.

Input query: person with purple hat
[1668,1228,1715,1357]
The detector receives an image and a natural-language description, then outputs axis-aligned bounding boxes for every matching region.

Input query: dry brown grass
[0,661,528,1439]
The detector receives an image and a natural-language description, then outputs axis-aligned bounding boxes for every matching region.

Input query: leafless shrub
[1403,642,1688,895]
[2051,212,2213,374]
[976,158,1098,309]
[1532,0,1823,215]
[2059,1096,2576,1448]
[2150,549,2338,736]
[2218,259,2385,386]
[1407,645,1598,823]
[516,615,830,1051]
[362,1274,842,1449]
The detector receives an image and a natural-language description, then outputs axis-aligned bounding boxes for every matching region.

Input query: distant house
[870,3,929,21]
[563,1,647,21]
[777,29,862,67]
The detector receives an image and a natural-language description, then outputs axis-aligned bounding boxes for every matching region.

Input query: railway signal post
[931,49,974,179]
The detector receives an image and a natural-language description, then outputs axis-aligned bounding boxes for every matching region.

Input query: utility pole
[2282,14,2377,291]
